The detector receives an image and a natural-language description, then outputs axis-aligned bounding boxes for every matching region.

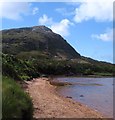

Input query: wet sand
[25,77,104,119]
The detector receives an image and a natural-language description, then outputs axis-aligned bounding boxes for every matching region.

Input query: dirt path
[25,78,104,119]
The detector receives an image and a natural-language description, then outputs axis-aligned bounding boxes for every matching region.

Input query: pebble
[80,95,84,97]
[66,96,72,99]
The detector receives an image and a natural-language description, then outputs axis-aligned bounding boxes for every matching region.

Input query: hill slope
[2,26,115,78]
[2,26,80,60]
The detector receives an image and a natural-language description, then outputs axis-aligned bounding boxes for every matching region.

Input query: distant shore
[49,74,114,78]
[25,77,104,119]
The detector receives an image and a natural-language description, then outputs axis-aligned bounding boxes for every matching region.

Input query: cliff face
[2,26,81,60]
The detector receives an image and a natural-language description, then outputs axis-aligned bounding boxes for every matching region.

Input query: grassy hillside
[2,53,115,79]
[2,54,34,119]
[2,54,40,80]
[2,76,33,120]
[2,26,80,60]
[2,25,115,77]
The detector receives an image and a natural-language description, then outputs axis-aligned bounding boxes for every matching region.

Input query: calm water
[54,77,113,117]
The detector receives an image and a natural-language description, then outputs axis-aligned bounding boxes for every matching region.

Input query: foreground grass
[2,76,33,120]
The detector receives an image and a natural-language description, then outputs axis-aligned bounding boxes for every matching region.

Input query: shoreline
[49,75,114,79]
[25,77,105,119]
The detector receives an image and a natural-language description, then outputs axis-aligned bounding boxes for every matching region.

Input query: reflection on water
[54,77,113,117]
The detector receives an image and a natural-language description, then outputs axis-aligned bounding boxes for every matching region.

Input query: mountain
[2,26,115,79]
[2,26,80,60]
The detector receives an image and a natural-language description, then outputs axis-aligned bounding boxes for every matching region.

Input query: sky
[0,0,114,63]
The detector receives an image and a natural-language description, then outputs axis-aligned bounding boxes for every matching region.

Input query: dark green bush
[2,54,40,80]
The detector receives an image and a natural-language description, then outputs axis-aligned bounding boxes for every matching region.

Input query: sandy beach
[25,77,104,119]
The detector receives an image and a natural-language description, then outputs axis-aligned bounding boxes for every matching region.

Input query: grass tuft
[2,76,33,120]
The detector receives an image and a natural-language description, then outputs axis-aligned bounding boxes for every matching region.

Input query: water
[54,77,113,117]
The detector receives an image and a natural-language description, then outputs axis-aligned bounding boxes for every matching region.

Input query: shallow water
[54,77,113,117]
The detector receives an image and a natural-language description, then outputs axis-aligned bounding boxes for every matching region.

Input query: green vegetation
[2,53,115,79]
[2,76,33,120]
[2,54,40,80]
[2,26,115,78]
[2,26,80,60]
[93,72,113,76]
